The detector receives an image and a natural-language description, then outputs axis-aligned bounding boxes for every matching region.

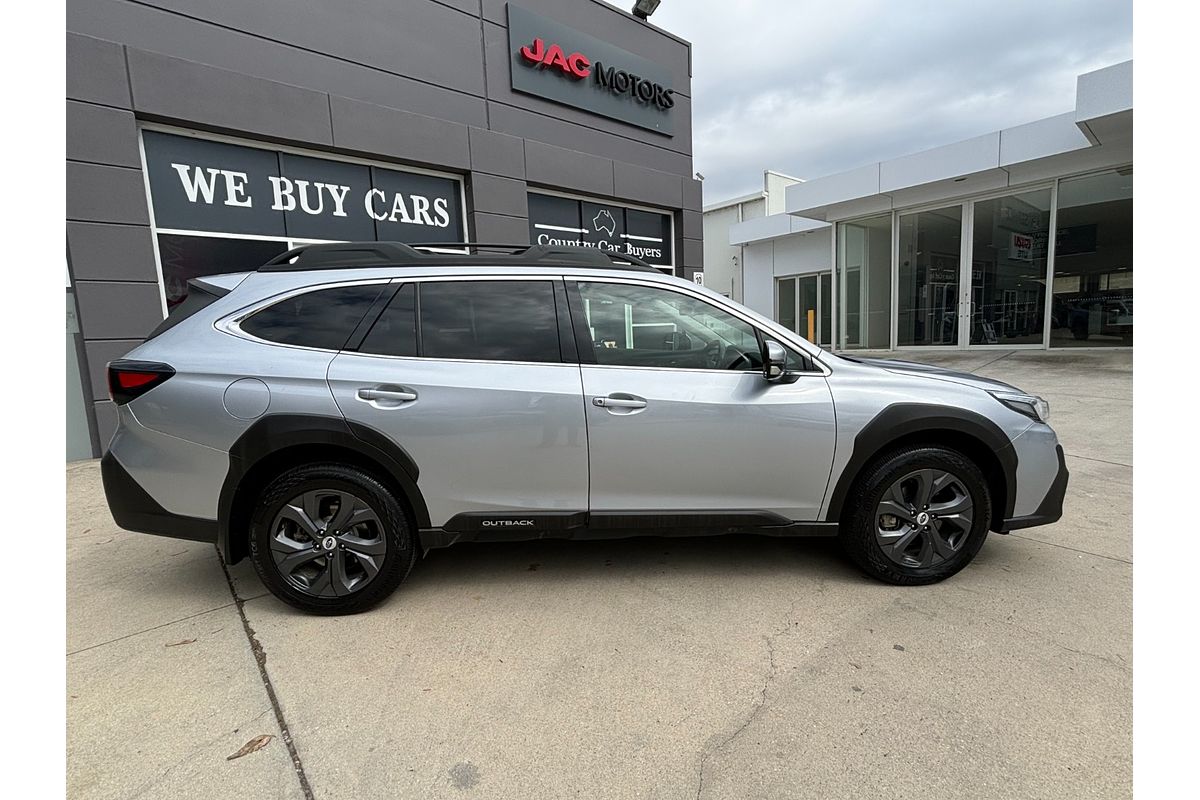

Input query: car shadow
[400,533,867,595]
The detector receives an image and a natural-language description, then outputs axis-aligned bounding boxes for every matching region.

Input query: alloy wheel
[875,469,974,568]
[269,489,387,597]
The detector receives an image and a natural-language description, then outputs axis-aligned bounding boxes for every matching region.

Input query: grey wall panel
[490,102,691,178]
[66,33,130,109]
[66,102,141,168]
[67,223,158,282]
[469,173,530,218]
[84,340,142,399]
[613,162,684,208]
[480,0,692,96]
[133,0,487,96]
[128,49,334,146]
[683,237,703,269]
[681,209,702,240]
[523,140,614,197]
[67,163,150,225]
[330,96,471,171]
[75,282,164,339]
[481,21,691,156]
[93,401,117,452]
[68,1,488,128]
[469,127,526,179]
[472,212,531,244]
[683,177,703,211]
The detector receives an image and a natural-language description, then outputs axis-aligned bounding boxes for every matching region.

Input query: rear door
[327,276,589,531]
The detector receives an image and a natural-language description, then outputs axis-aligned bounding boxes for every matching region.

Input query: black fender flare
[823,403,1018,524]
[217,414,430,563]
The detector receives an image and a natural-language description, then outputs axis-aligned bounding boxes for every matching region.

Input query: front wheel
[840,446,991,585]
[249,463,417,614]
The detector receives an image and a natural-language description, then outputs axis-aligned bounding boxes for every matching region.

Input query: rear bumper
[101,451,218,543]
[1000,445,1069,532]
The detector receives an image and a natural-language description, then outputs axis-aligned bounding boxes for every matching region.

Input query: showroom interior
[726,59,1132,354]
[65,0,702,460]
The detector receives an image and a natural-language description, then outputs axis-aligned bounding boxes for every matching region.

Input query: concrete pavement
[66,349,1131,799]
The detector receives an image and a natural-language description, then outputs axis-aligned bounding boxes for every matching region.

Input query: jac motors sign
[507,4,676,135]
[142,131,465,243]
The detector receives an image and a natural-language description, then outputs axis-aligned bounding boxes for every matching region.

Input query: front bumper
[101,451,218,543]
[999,445,1069,532]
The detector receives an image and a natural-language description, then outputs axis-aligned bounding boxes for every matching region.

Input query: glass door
[776,273,833,347]
[968,189,1051,345]
[897,205,964,346]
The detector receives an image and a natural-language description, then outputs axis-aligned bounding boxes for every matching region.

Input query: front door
[327,278,589,529]
[568,278,836,523]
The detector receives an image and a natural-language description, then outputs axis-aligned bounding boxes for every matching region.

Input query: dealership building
[721,60,1132,354]
[65,0,701,459]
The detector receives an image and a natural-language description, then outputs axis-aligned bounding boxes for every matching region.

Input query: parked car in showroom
[102,243,1067,614]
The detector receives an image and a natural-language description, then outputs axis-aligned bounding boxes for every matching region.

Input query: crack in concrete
[693,613,792,800]
[218,550,315,800]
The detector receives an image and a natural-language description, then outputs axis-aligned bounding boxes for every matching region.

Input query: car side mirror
[762,339,788,381]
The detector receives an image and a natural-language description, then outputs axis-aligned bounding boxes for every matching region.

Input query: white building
[701,170,800,301]
[726,60,1132,352]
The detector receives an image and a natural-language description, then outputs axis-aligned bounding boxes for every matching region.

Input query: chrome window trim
[216,277,394,355]
[565,273,833,377]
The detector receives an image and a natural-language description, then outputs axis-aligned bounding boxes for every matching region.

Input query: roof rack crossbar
[257,242,661,273]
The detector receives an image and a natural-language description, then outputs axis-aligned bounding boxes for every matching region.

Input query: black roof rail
[257,241,662,273]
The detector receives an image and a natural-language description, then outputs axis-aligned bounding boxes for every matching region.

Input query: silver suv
[102,242,1067,614]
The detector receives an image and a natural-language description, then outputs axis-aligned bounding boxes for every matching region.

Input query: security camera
[695,172,705,181]
[632,0,661,20]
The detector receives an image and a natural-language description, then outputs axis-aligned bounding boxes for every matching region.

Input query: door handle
[593,395,647,409]
[356,386,418,408]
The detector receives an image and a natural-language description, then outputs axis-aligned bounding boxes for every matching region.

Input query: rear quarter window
[239,284,385,351]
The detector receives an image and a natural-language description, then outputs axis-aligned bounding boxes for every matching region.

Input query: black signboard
[142,131,464,243]
[507,4,675,135]
[528,192,672,269]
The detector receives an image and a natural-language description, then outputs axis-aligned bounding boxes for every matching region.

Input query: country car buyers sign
[527,192,673,269]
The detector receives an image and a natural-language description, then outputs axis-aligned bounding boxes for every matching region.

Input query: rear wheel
[249,463,416,614]
[840,446,991,585]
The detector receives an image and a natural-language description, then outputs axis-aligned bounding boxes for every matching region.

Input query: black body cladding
[824,403,1020,527]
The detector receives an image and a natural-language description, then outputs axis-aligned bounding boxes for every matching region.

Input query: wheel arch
[218,415,430,564]
[824,404,1017,531]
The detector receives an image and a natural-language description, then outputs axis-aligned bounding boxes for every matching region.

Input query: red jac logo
[520,37,591,79]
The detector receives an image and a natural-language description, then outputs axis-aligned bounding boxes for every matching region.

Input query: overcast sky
[608,0,1132,203]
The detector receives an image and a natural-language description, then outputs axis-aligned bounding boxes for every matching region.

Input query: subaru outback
[101,242,1068,614]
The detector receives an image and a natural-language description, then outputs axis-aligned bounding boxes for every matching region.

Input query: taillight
[107,360,175,405]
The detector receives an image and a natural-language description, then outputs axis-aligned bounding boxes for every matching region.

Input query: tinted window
[359,284,417,356]
[419,281,560,363]
[241,284,384,350]
[575,281,763,371]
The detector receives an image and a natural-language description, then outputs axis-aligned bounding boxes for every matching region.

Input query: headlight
[989,390,1050,423]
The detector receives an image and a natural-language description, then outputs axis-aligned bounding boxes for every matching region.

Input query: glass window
[1050,170,1133,347]
[898,206,963,346]
[359,284,416,357]
[241,284,384,350]
[837,215,892,349]
[157,233,289,311]
[819,272,832,347]
[777,278,797,334]
[970,189,1051,345]
[575,281,764,371]
[419,281,560,363]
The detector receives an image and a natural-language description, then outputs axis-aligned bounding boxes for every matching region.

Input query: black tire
[840,445,991,585]
[249,463,417,615]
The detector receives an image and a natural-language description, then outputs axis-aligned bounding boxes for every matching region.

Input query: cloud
[612,0,1132,202]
